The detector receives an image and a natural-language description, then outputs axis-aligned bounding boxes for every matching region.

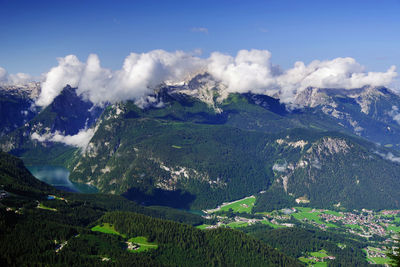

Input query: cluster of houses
[126,241,140,251]
[364,247,387,259]
[320,211,390,237]
[308,255,336,262]
[381,210,400,216]
[301,218,330,231]
[202,213,295,230]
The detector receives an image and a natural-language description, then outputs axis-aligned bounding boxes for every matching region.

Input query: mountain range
[2,73,400,211]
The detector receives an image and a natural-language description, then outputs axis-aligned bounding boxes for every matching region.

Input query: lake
[27,165,98,193]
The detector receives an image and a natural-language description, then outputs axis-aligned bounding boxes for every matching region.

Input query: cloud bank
[0,67,35,85]
[37,50,205,107]
[208,51,397,104]
[35,49,398,107]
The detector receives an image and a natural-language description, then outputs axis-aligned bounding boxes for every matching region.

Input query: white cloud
[375,151,400,163]
[191,27,208,34]
[207,49,278,97]
[272,161,288,172]
[34,49,398,108]
[37,50,206,107]
[207,51,397,104]
[36,55,84,106]
[31,127,95,150]
[0,66,35,85]
[388,106,400,125]
[277,58,397,103]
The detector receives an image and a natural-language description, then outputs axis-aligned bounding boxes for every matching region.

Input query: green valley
[0,151,302,266]
[197,193,400,265]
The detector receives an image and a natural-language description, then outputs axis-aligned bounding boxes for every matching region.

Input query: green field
[323,210,343,217]
[37,203,57,211]
[299,257,328,267]
[379,213,395,218]
[313,262,328,267]
[310,249,329,258]
[299,249,331,267]
[292,208,337,227]
[298,257,313,264]
[386,224,400,232]
[226,221,249,228]
[369,257,391,264]
[255,211,273,216]
[91,223,126,237]
[363,247,391,265]
[128,236,158,253]
[219,196,256,213]
[171,145,182,149]
[198,219,286,230]
[196,224,212,230]
[91,225,156,253]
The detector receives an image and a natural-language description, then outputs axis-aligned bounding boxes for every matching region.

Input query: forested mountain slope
[68,92,400,210]
[0,151,301,266]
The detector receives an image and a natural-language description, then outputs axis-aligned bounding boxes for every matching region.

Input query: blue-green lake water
[27,165,98,193]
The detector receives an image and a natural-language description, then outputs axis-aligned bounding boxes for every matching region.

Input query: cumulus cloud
[36,55,84,106]
[277,58,397,103]
[375,151,400,163]
[208,50,279,97]
[207,50,397,104]
[0,66,35,85]
[35,49,398,108]
[388,106,400,125]
[36,50,206,107]
[31,128,95,150]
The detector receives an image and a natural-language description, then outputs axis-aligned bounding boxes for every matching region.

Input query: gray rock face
[0,82,41,136]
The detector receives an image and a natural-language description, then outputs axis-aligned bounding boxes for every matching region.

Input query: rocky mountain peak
[0,82,41,99]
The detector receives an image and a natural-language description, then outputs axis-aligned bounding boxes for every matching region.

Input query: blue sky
[1,0,400,75]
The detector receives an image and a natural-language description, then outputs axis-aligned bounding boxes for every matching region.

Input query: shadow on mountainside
[122,187,196,209]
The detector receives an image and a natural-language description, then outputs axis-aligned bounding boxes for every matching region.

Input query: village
[201,196,400,253]
[200,200,399,265]
[203,196,400,241]
[319,209,400,239]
